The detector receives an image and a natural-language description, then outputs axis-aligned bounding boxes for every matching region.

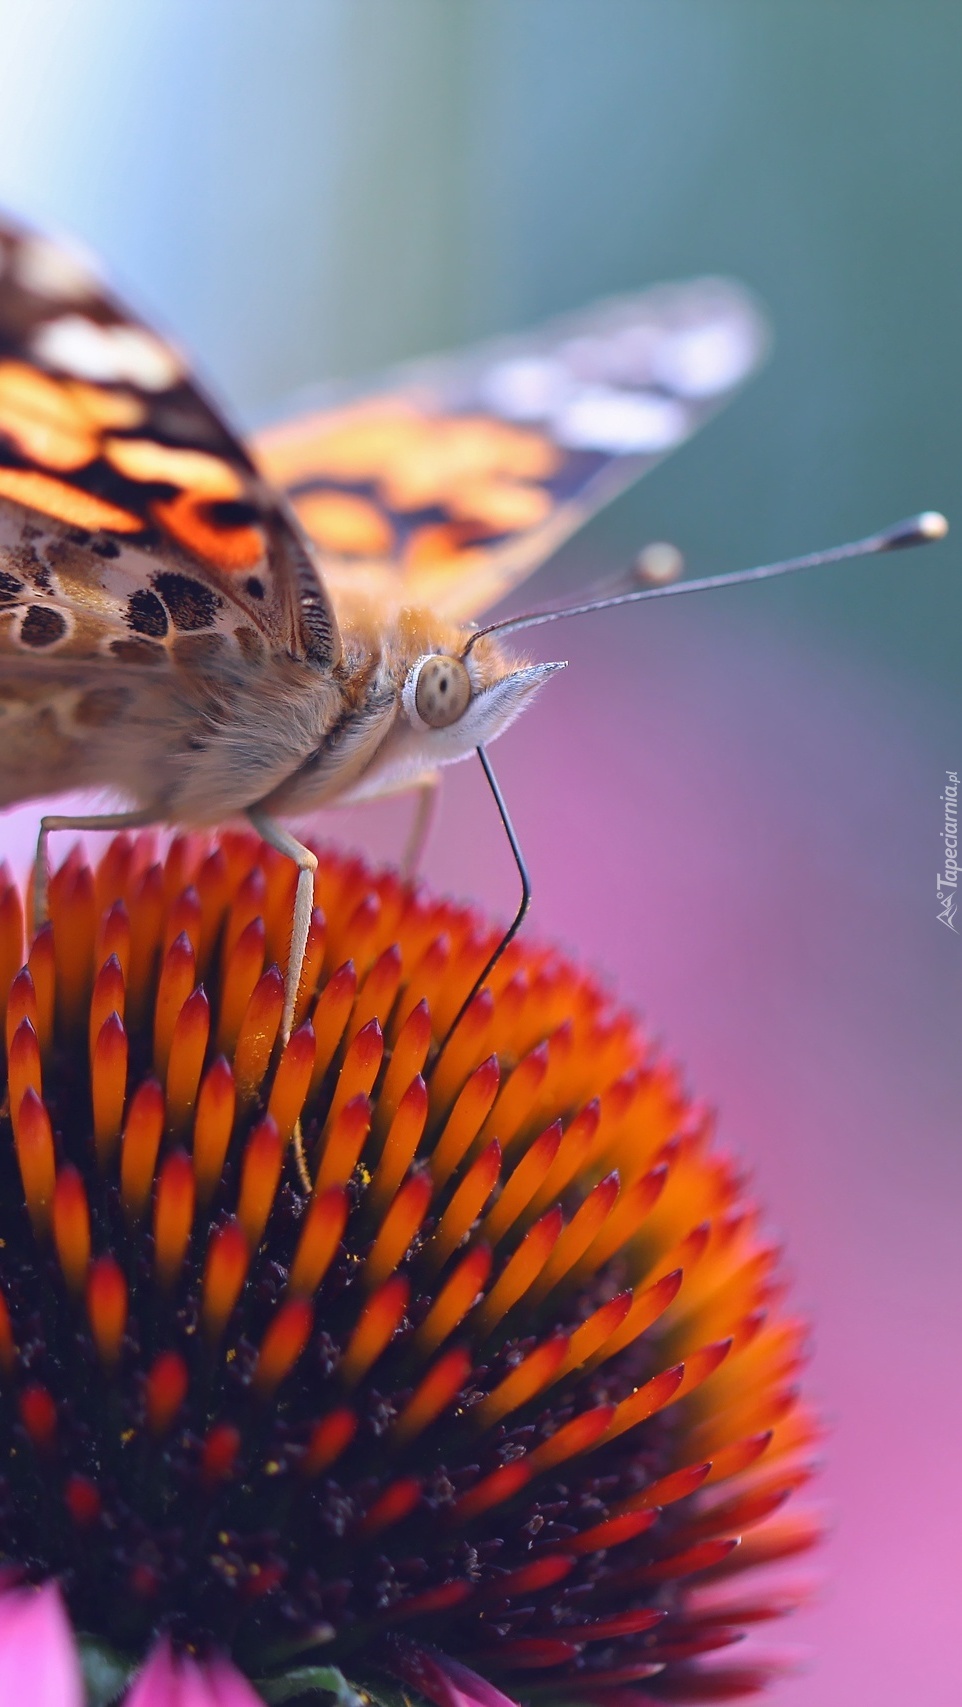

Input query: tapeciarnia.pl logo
[937,769,959,932]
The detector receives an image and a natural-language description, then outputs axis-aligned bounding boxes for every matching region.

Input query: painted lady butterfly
[0,212,941,1044]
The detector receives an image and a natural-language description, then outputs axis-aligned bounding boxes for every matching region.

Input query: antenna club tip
[917,510,949,541]
[883,511,949,550]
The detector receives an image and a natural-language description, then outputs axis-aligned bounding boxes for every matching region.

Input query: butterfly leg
[246,812,317,1047]
[401,774,440,879]
[247,813,318,1197]
[34,808,156,934]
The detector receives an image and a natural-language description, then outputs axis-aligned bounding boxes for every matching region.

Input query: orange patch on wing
[0,361,99,470]
[292,490,393,556]
[382,417,559,511]
[105,438,242,497]
[257,402,423,486]
[403,523,486,568]
[153,491,263,571]
[448,476,552,532]
[0,467,142,532]
[69,383,146,430]
[257,403,561,515]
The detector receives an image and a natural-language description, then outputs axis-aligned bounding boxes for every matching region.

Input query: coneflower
[0,833,818,1706]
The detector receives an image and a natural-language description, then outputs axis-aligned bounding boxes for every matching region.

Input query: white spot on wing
[651,318,759,398]
[553,386,688,454]
[32,315,181,390]
[481,355,571,420]
[15,236,100,301]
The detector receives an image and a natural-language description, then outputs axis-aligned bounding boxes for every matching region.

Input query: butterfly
[0,211,940,1050]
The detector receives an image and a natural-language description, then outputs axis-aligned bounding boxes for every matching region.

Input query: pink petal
[126,1638,266,1707]
[0,1580,83,1707]
[125,1641,179,1707]
[389,1641,521,1707]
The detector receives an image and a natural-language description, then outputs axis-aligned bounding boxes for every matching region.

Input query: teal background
[0,5,958,1705]
[2,1,958,681]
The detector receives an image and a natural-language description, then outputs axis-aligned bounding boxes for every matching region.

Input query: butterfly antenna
[463,511,948,650]
[429,745,531,1074]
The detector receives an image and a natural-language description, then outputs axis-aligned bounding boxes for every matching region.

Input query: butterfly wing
[0,213,339,679]
[254,281,768,622]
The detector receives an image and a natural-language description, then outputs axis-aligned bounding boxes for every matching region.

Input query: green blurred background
[0,4,958,1705]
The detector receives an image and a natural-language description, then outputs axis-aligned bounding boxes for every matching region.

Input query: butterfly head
[315,618,563,810]
[401,634,565,750]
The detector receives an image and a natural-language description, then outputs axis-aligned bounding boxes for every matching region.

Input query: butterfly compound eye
[413,654,472,728]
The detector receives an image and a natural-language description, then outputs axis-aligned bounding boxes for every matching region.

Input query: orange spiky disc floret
[0,834,819,1703]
